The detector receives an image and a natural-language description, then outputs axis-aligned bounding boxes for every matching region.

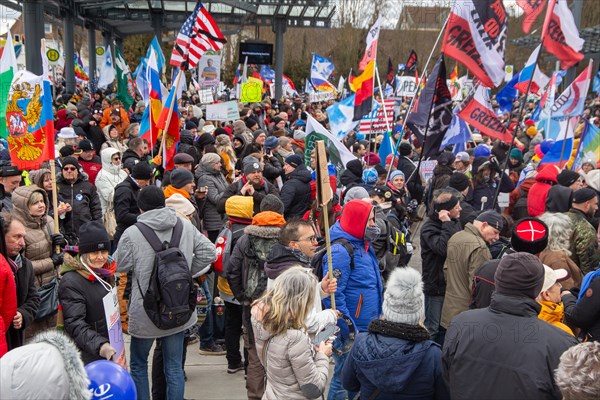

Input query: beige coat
[12,185,56,287]
[252,315,330,400]
[539,249,583,290]
[441,223,491,328]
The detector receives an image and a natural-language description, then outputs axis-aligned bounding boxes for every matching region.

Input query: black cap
[476,210,504,231]
[285,154,303,168]
[78,139,94,152]
[369,185,393,200]
[557,169,581,187]
[0,165,22,177]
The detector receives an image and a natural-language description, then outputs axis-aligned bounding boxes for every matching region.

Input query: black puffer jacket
[121,149,142,173]
[58,254,114,365]
[280,164,311,219]
[113,176,141,246]
[419,214,462,296]
[6,256,40,350]
[563,276,600,341]
[178,130,201,168]
[57,175,102,245]
[397,156,423,202]
[264,243,310,280]
[443,293,578,400]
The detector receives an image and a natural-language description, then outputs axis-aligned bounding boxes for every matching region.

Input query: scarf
[368,319,430,342]
[164,185,191,199]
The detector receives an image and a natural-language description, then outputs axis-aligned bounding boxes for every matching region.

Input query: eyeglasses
[296,235,317,243]
[112,157,121,161]
[63,167,76,171]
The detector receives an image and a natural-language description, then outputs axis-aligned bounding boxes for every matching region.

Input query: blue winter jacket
[321,221,383,332]
[342,331,449,400]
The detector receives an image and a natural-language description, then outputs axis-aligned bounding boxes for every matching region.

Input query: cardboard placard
[315,140,332,206]
[103,287,127,368]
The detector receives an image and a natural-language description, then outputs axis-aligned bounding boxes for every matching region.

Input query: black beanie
[78,221,110,254]
[61,156,81,171]
[138,185,165,211]
[494,252,544,299]
[511,218,548,254]
[346,159,363,178]
[557,169,581,187]
[131,162,154,180]
[448,173,471,192]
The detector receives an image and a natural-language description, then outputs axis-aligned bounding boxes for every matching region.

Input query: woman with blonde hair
[539,212,583,289]
[215,134,237,183]
[252,267,332,400]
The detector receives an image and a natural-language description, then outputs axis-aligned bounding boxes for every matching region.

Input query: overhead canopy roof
[3,0,336,38]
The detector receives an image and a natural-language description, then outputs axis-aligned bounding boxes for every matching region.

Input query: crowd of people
[0,82,599,400]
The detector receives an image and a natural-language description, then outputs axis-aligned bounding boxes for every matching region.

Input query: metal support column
[87,23,96,83]
[22,0,45,75]
[64,9,75,93]
[272,17,287,100]
[151,11,164,42]
[115,37,124,55]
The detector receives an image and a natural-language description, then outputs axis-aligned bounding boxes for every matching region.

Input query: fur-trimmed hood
[0,330,91,400]
[244,224,281,239]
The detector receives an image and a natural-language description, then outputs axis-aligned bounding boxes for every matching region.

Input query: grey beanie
[201,152,222,168]
[382,267,425,325]
[344,186,369,203]
[260,194,284,215]
[243,156,263,175]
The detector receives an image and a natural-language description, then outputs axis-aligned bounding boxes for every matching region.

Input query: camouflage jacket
[567,208,600,275]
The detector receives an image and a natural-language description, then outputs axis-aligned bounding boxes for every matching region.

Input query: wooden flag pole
[315,140,335,310]
[158,68,183,157]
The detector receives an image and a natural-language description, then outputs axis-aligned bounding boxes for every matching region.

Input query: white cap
[57,127,78,139]
[541,265,569,293]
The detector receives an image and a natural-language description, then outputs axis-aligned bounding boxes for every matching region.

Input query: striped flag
[170,2,227,70]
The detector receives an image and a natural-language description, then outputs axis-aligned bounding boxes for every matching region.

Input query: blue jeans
[130,331,185,400]
[424,295,444,345]
[327,352,356,400]
[198,280,214,348]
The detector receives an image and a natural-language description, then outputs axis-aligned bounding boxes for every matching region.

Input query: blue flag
[496,71,520,114]
[440,112,471,150]
[327,94,359,140]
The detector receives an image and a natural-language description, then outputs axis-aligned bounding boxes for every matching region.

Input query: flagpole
[570,117,589,171]
[491,3,556,209]
[558,114,572,167]
[374,61,393,158]
[385,12,451,182]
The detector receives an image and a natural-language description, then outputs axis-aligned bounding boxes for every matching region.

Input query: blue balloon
[85,360,137,400]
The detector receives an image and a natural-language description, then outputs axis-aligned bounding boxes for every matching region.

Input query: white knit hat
[382,267,425,325]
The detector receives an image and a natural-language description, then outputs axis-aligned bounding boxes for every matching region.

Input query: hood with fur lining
[0,330,91,400]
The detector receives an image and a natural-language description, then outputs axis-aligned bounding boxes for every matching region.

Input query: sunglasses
[112,156,121,160]
[63,167,77,171]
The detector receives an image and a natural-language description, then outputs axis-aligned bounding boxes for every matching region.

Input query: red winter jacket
[527,165,560,217]
[0,255,17,357]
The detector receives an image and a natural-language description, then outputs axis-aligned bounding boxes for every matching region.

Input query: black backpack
[311,238,355,280]
[134,219,196,330]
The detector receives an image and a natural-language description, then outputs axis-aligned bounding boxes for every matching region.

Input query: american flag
[170,2,227,70]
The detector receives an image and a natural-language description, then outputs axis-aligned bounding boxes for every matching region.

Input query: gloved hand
[51,233,67,248]
[489,156,502,174]
[99,343,116,360]
[152,155,162,166]
[51,252,64,266]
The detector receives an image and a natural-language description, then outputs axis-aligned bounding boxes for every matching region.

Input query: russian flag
[496,71,521,114]
[514,45,549,96]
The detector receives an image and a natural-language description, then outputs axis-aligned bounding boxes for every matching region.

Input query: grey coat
[196,163,228,232]
[252,316,330,400]
[115,207,216,339]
